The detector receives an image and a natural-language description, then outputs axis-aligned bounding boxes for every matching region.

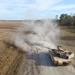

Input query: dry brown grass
[0,21,23,29]
[0,21,23,75]
[0,46,18,75]
[59,26,75,67]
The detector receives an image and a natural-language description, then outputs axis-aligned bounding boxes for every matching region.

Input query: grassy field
[0,21,75,75]
[59,26,75,67]
[0,21,23,29]
[0,21,23,75]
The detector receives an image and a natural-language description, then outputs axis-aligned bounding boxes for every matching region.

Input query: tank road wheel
[54,61,59,66]
[63,62,68,65]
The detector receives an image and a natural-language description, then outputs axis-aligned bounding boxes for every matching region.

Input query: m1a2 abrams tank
[49,45,74,66]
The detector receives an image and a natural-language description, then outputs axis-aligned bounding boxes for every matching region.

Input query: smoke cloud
[11,19,60,53]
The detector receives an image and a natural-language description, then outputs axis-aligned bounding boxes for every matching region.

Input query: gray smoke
[11,19,60,53]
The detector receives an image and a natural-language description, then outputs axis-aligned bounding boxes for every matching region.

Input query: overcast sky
[0,0,75,20]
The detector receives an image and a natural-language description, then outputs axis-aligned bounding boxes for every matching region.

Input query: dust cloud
[11,19,60,53]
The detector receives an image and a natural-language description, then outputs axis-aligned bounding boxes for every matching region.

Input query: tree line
[57,14,75,26]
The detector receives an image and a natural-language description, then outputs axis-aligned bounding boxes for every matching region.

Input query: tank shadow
[28,52,55,67]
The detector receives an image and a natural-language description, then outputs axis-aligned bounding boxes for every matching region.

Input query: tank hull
[49,50,73,66]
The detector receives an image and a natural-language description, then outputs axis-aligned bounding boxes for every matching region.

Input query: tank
[49,45,74,66]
